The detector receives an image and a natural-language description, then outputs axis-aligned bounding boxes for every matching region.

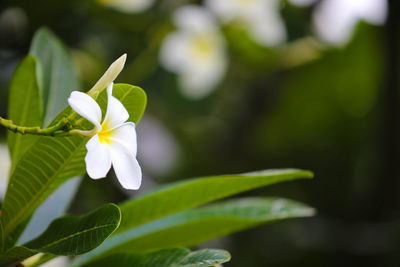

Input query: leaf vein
[38,223,115,251]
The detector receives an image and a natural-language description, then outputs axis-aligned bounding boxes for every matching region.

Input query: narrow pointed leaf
[76,197,314,265]
[7,28,82,252]
[29,27,80,126]
[117,169,313,233]
[77,248,230,267]
[7,55,43,168]
[1,84,146,249]
[0,203,121,266]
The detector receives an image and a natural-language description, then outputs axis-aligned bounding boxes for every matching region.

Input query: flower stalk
[0,117,72,137]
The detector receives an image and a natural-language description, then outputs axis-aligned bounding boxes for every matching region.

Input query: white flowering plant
[0,28,314,267]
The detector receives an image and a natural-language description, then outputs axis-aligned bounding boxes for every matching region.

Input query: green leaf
[77,248,230,267]
[29,27,80,126]
[76,197,314,265]
[174,249,231,267]
[25,203,121,255]
[0,246,35,267]
[7,55,43,169]
[0,203,121,267]
[1,84,146,250]
[117,169,313,233]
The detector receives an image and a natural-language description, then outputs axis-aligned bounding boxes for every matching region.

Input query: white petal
[160,32,192,73]
[206,0,268,24]
[103,82,130,129]
[288,0,317,7]
[178,52,226,99]
[205,0,238,23]
[353,0,387,25]
[68,91,102,130]
[100,0,155,13]
[312,0,387,46]
[313,0,357,45]
[85,134,112,179]
[248,14,286,47]
[109,122,137,157]
[174,5,217,31]
[109,142,142,190]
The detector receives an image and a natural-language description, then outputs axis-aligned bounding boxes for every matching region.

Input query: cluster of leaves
[0,28,314,267]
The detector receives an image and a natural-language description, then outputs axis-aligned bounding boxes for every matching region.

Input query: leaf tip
[302,170,314,179]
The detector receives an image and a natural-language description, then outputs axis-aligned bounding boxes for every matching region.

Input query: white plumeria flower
[312,0,388,45]
[68,82,142,190]
[205,0,286,47]
[97,0,155,13]
[160,5,227,99]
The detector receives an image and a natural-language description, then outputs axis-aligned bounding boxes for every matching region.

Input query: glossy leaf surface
[7,55,43,169]
[0,204,121,267]
[77,197,313,265]
[78,248,230,267]
[29,27,80,126]
[117,169,313,233]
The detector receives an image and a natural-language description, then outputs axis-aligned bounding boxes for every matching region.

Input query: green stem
[0,117,70,137]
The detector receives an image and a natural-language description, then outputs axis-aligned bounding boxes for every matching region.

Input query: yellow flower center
[98,121,113,144]
[190,35,214,61]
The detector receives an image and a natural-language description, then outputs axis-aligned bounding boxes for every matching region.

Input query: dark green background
[1,0,399,266]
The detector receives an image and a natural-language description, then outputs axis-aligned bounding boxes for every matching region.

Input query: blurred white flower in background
[287,0,316,7]
[137,115,179,177]
[312,0,388,45]
[160,6,227,99]
[205,0,286,47]
[0,143,10,200]
[97,0,155,13]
